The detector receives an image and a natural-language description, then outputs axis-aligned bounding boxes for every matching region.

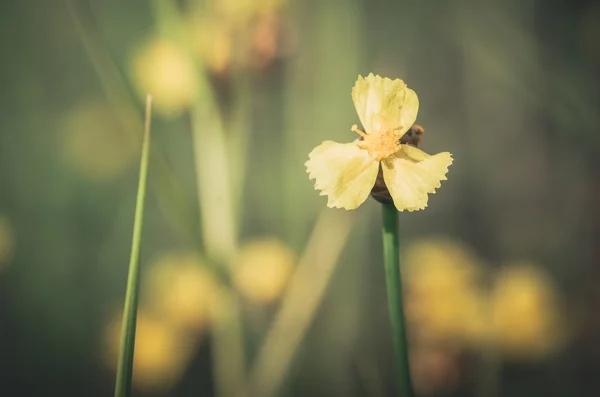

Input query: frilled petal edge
[306,140,379,210]
[381,145,453,212]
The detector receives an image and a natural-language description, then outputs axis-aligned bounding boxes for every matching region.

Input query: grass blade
[248,209,354,397]
[114,95,153,397]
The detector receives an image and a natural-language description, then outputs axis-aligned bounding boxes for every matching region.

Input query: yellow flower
[305,74,453,211]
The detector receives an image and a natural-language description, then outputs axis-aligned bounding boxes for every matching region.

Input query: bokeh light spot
[130,38,198,115]
[234,237,295,303]
[60,101,140,181]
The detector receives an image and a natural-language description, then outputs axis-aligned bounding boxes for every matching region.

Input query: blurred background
[0,0,599,396]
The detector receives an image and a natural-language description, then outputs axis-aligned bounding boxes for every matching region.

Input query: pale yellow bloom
[234,238,295,303]
[306,74,453,211]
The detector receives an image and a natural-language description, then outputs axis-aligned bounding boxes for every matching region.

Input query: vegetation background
[0,0,599,396]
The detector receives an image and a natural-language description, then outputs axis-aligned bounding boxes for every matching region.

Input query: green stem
[381,203,413,397]
[114,96,153,397]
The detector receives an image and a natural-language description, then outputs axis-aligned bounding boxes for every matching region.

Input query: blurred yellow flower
[104,311,196,392]
[187,0,286,75]
[61,101,139,181]
[403,238,486,344]
[402,239,566,360]
[189,16,233,75]
[0,215,15,271]
[142,252,220,332]
[490,262,564,359]
[403,238,482,290]
[306,74,453,211]
[213,0,283,24]
[234,238,295,303]
[130,38,198,115]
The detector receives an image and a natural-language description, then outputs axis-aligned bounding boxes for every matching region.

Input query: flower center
[352,124,401,162]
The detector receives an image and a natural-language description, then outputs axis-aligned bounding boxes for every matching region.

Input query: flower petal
[351,73,419,135]
[381,145,453,212]
[306,141,379,210]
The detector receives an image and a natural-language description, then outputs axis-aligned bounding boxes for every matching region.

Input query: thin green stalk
[114,95,153,397]
[381,203,413,397]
